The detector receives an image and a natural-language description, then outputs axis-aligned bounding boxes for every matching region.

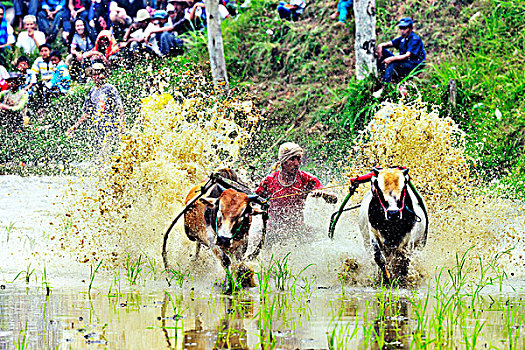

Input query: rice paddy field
[1,93,525,349]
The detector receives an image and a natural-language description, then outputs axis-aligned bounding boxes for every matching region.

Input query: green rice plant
[13,264,37,285]
[108,266,122,296]
[15,321,29,350]
[125,254,144,286]
[88,260,103,295]
[256,259,272,297]
[361,299,376,349]
[270,253,292,291]
[4,221,14,242]
[41,266,50,296]
[459,307,485,350]
[327,303,359,349]
[22,234,36,251]
[269,253,314,292]
[255,295,277,349]
[165,262,189,289]
[143,252,158,280]
[409,289,431,348]
[448,247,473,299]
[504,299,525,350]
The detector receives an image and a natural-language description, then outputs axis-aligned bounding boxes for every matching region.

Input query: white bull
[358,167,428,284]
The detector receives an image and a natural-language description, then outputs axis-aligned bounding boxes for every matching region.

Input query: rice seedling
[4,221,14,242]
[266,253,315,292]
[408,289,431,348]
[108,266,122,297]
[165,262,189,289]
[42,266,51,296]
[125,254,144,286]
[88,260,103,296]
[327,302,359,349]
[22,234,36,251]
[255,295,277,349]
[15,321,29,350]
[256,259,272,296]
[13,264,37,285]
[142,251,158,280]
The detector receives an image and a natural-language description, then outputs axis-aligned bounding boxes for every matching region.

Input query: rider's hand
[311,190,338,204]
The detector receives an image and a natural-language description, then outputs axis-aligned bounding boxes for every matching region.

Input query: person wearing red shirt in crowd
[255,142,337,240]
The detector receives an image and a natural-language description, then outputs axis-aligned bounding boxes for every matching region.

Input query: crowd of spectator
[0,0,238,132]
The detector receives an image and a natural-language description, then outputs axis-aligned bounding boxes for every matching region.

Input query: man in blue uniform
[374,17,426,96]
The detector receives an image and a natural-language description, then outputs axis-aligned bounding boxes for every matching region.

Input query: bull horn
[217,184,226,193]
[247,194,259,201]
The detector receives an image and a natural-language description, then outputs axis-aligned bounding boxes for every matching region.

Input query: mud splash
[54,92,525,289]
[54,84,261,283]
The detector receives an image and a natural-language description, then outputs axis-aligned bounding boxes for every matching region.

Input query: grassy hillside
[185,0,525,195]
[2,0,523,197]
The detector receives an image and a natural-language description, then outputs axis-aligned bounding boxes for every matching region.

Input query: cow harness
[328,166,428,239]
[162,172,269,272]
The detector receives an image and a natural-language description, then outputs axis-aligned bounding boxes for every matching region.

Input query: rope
[268,181,351,201]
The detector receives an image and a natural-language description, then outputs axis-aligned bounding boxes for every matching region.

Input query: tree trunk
[205,0,229,91]
[353,0,377,80]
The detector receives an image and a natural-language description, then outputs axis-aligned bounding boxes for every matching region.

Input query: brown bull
[184,171,265,290]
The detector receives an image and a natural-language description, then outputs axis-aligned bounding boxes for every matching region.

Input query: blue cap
[398,17,413,27]
[153,10,168,19]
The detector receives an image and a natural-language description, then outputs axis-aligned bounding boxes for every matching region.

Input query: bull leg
[391,252,410,286]
[247,215,267,261]
[372,241,391,284]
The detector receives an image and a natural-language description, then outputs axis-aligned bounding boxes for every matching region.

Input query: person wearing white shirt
[16,15,47,55]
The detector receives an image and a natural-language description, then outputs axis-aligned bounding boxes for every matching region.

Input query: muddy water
[2,97,525,348]
[1,175,525,349]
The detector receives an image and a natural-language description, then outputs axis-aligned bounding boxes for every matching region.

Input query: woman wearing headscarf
[82,30,120,66]
[255,142,337,239]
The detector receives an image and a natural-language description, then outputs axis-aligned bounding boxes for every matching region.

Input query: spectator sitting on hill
[93,11,112,35]
[166,1,192,35]
[0,72,30,132]
[0,5,16,63]
[374,17,426,97]
[16,15,47,54]
[187,1,230,29]
[329,0,353,27]
[143,9,184,56]
[15,56,35,92]
[37,0,66,42]
[67,18,95,81]
[63,0,91,38]
[30,44,54,88]
[277,0,305,21]
[121,9,159,56]
[83,30,120,66]
[47,50,71,94]
[29,44,54,112]
[69,18,95,57]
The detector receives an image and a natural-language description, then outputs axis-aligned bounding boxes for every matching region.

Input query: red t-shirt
[255,170,323,230]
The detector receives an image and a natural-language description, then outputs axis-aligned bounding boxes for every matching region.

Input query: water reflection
[0,284,524,349]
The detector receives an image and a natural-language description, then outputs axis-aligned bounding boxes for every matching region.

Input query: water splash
[58,86,261,278]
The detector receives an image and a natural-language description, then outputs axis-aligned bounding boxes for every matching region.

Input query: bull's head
[201,189,264,248]
[371,168,409,221]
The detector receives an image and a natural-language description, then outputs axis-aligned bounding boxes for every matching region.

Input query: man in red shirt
[255,142,337,238]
